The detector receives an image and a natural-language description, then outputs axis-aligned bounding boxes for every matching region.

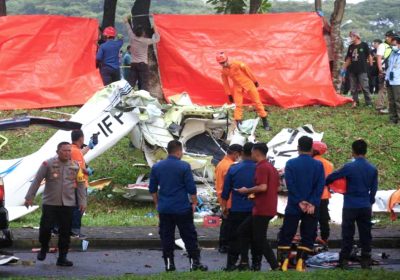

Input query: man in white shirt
[124,15,160,91]
[385,35,400,124]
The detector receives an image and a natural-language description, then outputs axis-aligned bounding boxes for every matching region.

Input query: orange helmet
[312,141,327,155]
[216,52,228,63]
[329,178,347,194]
[103,26,116,37]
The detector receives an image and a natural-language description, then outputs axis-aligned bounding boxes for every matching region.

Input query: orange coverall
[215,156,234,209]
[221,61,267,121]
[314,155,334,199]
[71,144,88,187]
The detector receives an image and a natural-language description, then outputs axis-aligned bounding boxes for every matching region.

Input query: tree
[0,0,6,16]
[315,0,346,92]
[101,0,117,30]
[207,0,271,14]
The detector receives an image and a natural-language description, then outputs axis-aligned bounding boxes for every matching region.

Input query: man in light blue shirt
[122,45,131,80]
[386,35,400,124]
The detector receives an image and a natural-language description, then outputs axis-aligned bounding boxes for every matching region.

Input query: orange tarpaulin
[0,15,103,110]
[153,13,352,108]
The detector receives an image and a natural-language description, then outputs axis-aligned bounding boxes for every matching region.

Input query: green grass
[104,270,400,280]
[2,99,400,227]
[10,197,159,228]
[6,270,399,280]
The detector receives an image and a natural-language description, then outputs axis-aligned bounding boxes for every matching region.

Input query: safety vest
[383,43,393,69]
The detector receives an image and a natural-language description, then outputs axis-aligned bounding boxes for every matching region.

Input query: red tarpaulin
[153,13,351,108]
[0,15,103,110]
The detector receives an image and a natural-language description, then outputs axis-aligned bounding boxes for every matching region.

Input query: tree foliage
[206,0,271,14]
[5,0,399,42]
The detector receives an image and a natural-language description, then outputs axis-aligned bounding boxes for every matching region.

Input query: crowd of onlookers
[340,30,400,124]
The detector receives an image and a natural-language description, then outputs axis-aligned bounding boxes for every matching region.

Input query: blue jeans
[71,189,86,234]
[100,65,121,86]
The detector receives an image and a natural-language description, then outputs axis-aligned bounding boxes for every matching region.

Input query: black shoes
[37,248,47,261]
[190,258,208,271]
[163,257,176,272]
[56,254,73,267]
[261,117,272,131]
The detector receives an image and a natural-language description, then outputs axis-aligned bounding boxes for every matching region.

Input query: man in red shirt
[237,143,280,271]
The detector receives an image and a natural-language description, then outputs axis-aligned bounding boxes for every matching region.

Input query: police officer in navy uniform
[149,140,207,272]
[25,142,87,267]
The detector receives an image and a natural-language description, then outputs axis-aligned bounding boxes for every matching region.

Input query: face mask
[392,45,399,52]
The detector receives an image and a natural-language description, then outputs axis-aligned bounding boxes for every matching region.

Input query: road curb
[10,238,400,250]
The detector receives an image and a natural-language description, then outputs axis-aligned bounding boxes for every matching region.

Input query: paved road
[1,248,400,277]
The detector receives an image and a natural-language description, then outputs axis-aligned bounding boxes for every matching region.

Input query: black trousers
[100,65,121,86]
[219,216,229,250]
[129,62,150,91]
[227,211,252,261]
[39,205,74,254]
[318,199,330,241]
[239,215,279,269]
[341,207,372,258]
[159,211,200,259]
[278,211,318,250]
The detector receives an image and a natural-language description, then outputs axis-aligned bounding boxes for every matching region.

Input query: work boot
[237,261,250,271]
[163,257,176,272]
[223,254,238,271]
[56,254,73,267]
[295,246,312,272]
[251,255,262,271]
[277,246,291,272]
[261,117,272,131]
[360,253,372,270]
[189,257,208,271]
[337,253,350,270]
[37,247,48,261]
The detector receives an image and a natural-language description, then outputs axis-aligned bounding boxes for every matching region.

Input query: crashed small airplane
[0,80,398,223]
[0,80,255,221]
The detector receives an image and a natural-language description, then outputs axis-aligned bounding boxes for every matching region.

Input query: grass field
[1,98,400,227]
[5,269,400,280]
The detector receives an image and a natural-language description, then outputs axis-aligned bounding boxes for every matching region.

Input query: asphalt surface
[1,248,400,277]
[11,225,400,249]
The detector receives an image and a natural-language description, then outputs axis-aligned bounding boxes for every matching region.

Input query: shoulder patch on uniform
[42,161,48,166]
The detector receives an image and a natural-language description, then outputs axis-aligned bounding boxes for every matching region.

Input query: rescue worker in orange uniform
[312,141,334,246]
[70,130,97,237]
[215,144,243,253]
[216,52,271,131]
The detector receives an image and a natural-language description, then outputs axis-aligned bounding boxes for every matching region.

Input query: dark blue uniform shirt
[326,157,378,209]
[149,156,196,214]
[221,160,254,213]
[96,39,123,70]
[284,154,325,215]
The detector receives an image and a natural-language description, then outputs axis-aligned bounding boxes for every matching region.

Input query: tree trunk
[314,0,322,11]
[249,0,262,14]
[131,0,163,100]
[0,0,6,16]
[131,0,152,37]
[330,0,346,92]
[101,0,118,30]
